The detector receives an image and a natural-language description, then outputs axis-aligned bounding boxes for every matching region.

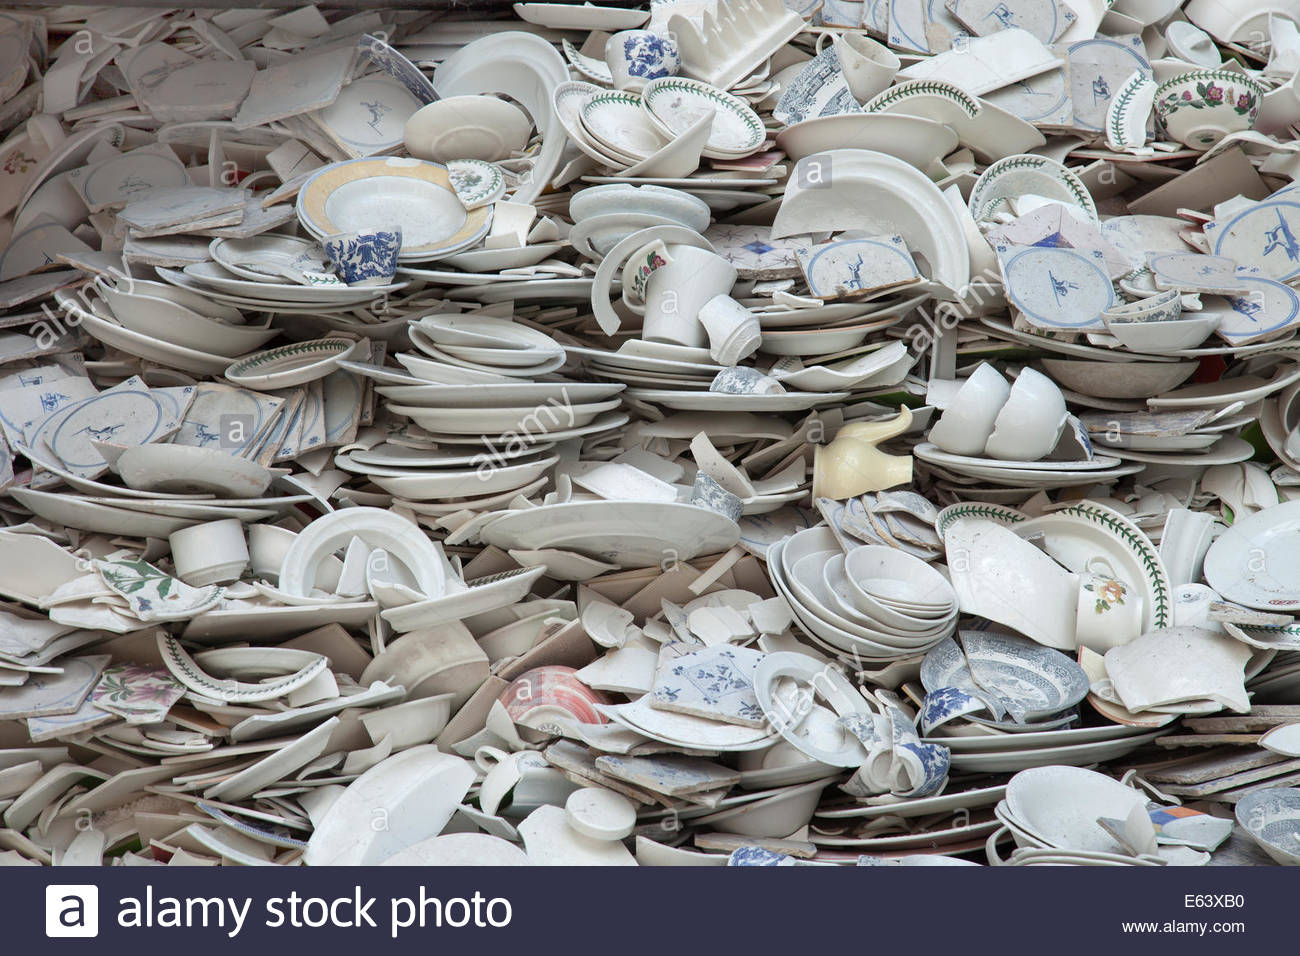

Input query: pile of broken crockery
[1,0,1300,867]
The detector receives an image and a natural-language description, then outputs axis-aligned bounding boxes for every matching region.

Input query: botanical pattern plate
[642,77,765,157]
[968,154,1097,224]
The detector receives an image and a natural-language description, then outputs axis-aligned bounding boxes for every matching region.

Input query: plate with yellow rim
[296,157,492,261]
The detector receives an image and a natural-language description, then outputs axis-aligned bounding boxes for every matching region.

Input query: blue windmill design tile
[649,642,767,728]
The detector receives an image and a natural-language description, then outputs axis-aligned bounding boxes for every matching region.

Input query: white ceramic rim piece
[277,507,446,599]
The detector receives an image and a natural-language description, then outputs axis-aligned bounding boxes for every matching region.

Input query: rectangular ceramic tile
[649,641,767,727]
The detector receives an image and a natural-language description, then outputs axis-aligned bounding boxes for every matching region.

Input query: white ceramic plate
[1205,499,1300,610]
[388,399,621,435]
[175,262,405,305]
[622,389,849,411]
[480,501,739,567]
[209,235,330,282]
[945,729,1166,771]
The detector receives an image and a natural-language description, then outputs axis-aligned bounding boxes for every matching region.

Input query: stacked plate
[927,722,1165,774]
[564,340,724,390]
[159,262,407,313]
[766,527,957,663]
[13,444,308,537]
[567,184,711,261]
[479,500,741,568]
[334,442,560,504]
[915,442,1143,489]
[379,315,629,445]
[54,288,266,377]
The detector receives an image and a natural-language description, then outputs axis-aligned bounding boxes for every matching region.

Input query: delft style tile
[1149,252,1250,294]
[703,225,806,280]
[986,206,1130,278]
[814,0,866,27]
[946,0,1075,43]
[984,67,1074,126]
[1204,198,1300,283]
[1063,35,1151,133]
[997,243,1115,331]
[593,752,741,795]
[649,642,767,727]
[174,383,284,458]
[26,693,115,743]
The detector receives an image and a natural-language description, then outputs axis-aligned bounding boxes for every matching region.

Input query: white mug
[641,244,737,347]
[1074,557,1145,653]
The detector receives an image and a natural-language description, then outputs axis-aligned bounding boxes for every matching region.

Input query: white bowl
[1004,766,1149,853]
[843,545,957,613]
[1102,312,1221,352]
[928,363,1012,456]
[94,282,276,357]
[983,367,1067,461]
[102,272,245,323]
[1040,357,1198,399]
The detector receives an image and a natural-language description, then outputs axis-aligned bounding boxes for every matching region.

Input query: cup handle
[474,745,509,773]
[1085,556,1119,579]
[986,825,1013,866]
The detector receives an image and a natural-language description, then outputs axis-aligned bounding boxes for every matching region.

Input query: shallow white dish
[114,444,272,498]
[776,113,957,168]
[296,157,492,260]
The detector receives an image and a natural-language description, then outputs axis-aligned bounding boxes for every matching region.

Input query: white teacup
[641,244,737,347]
[1074,557,1145,653]
[833,32,900,104]
[983,367,1068,462]
[170,518,249,587]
